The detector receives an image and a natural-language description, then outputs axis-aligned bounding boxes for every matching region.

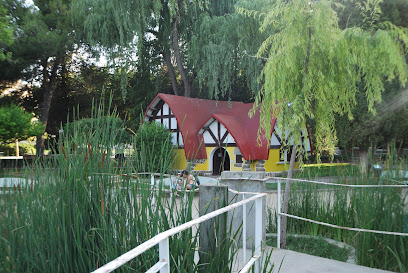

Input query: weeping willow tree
[73,0,266,100]
[72,0,204,98]
[73,0,240,99]
[240,0,408,248]
[189,0,268,100]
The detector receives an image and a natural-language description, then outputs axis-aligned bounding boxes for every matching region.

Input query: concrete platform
[233,247,393,273]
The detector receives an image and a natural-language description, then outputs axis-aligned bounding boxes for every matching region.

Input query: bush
[0,142,35,156]
[135,121,174,173]
[63,116,131,146]
[0,104,44,143]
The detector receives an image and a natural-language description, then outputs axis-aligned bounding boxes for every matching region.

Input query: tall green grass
[294,163,360,179]
[270,147,407,271]
[0,102,273,272]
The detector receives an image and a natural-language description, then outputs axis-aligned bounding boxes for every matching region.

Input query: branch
[146,29,159,36]
[243,50,269,61]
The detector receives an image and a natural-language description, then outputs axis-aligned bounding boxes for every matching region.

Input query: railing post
[242,193,246,263]
[221,171,266,250]
[159,238,170,273]
[199,184,228,268]
[254,197,262,273]
[277,180,281,249]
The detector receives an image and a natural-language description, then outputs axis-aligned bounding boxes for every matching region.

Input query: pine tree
[0,1,13,61]
[1,0,79,156]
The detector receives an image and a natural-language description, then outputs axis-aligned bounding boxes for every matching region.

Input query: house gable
[199,117,236,147]
[272,123,311,152]
[146,98,184,147]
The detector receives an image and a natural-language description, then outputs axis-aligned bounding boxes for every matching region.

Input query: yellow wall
[193,147,212,171]
[191,146,242,172]
[172,146,240,172]
[226,146,242,171]
[171,149,188,170]
[264,149,299,172]
[171,147,299,172]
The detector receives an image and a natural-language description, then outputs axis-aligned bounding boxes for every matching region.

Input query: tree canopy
[333,0,408,152]
[1,0,407,160]
[240,0,408,249]
[0,104,44,143]
[72,0,266,100]
[0,1,13,61]
[241,0,408,159]
[0,0,80,156]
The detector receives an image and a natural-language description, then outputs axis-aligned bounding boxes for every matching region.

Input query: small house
[144,93,311,175]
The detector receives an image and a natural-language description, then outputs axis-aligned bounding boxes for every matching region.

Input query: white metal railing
[270,177,408,248]
[91,190,266,273]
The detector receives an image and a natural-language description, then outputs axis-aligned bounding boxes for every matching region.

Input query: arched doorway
[212,147,230,175]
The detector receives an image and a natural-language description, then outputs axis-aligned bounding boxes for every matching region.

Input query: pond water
[380,170,408,184]
[0,177,30,188]
[158,176,219,187]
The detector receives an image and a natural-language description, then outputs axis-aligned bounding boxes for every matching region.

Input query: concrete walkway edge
[233,247,393,273]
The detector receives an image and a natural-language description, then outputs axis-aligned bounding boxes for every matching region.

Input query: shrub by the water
[134,121,174,174]
[0,142,34,156]
[64,115,131,145]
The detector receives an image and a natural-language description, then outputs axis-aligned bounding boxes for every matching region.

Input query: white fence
[271,177,408,249]
[92,183,266,273]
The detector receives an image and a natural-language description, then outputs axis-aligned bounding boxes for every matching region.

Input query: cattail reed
[0,101,273,273]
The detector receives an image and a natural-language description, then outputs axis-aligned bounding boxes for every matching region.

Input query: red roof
[144,93,276,160]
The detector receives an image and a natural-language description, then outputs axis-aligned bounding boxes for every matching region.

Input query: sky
[24,0,33,7]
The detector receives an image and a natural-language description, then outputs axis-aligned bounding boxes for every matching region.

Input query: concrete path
[233,247,393,273]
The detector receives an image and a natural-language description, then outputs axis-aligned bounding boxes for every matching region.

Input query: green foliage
[0,0,81,156]
[336,83,408,150]
[334,0,408,150]
[72,0,262,101]
[189,0,269,100]
[297,164,359,179]
[64,115,130,146]
[0,141,35,156]
[266,236,351,262]
[266,149,408,271]
[135,121,174,173]
[0,0,77,80]
[0,103,272,273]
[242,0,408,160]
[0,104,44,143]
[71,0,204,98]
[0,1,13,61]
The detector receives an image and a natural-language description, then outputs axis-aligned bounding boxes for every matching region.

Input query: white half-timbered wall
[272,123,311,150]
[199,117,236,147]
[145,99,183,147]
[272,122,312,162]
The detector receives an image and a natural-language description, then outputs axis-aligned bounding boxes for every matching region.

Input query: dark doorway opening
[212,147,230,175]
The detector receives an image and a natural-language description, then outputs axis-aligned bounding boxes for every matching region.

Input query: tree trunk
[359,147,370,177]
[172,21,192,97]
[280,145,297,249]
[280,14,312,248]
[36,57,60,157]
[15,139,19,157]
[162,48,180,96]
